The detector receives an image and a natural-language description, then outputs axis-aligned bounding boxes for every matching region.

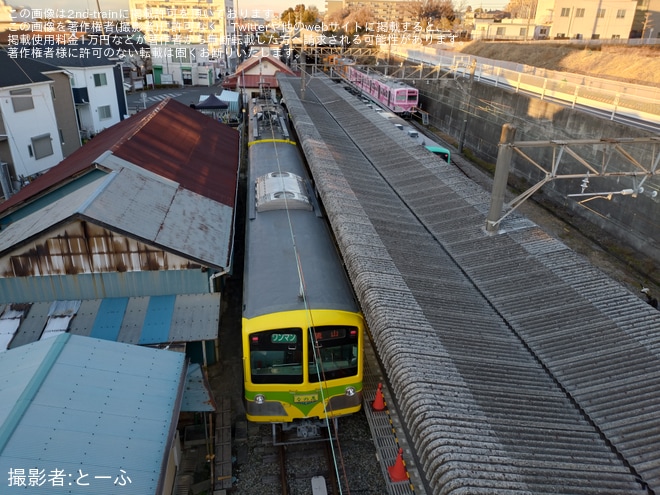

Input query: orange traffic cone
[387,448,408,482]
[371,382,385,411]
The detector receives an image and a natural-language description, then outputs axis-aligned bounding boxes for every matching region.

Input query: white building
[535,0,638,39]
[129,0,234,55]
[0,53,65,183]
[149,44,217,87]
[68,63,125,137]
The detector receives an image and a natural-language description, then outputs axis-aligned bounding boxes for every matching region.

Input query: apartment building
[535,0,638,39]
[326,0,418,25]
[128,0,234,54]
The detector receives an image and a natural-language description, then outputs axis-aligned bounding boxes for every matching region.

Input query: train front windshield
[250,328,303,384]
[250,325,359,384]
[309,326,359,382]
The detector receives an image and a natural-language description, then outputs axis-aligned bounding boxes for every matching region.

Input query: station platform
[278,73,660,494]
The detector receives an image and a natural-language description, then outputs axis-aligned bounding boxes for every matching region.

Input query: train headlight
[345,387,356,397]
[254,394,266,404]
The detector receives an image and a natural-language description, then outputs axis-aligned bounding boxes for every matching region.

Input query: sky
[12,0,309,14]
[13,0,506,19]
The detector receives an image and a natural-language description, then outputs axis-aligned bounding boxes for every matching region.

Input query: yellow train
[243,96,364,436]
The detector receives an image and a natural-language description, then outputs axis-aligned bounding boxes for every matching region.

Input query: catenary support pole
[486,124,517,233]
[458,58,477,153]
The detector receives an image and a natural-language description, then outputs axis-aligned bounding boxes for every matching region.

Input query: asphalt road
[125,82,227,114]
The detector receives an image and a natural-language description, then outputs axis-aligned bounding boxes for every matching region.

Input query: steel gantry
[486,128,660,231]
[298,46,460,82]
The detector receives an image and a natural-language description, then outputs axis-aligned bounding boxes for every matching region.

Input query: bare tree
[407,0,456,30]
[505,0,537,19]
[305,6,321,22]
[281,4,320,24]
[325,5,373,35]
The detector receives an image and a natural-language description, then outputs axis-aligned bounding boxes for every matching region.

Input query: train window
[395,91,407,102]
[249,328,303,384]
[308,326,359,382]
[407,91,418,102]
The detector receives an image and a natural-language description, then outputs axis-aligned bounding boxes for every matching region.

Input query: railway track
[232,411,388,495]
[278,429,339,495]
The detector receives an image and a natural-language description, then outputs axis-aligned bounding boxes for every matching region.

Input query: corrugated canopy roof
[0,333,186,495]
[1,293,220,351]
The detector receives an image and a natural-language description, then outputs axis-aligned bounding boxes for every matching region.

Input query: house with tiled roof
[222,55,296,100]
[39,42,128,138]
[148,43,219,87]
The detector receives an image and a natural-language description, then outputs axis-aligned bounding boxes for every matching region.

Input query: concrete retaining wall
[418,79,660,265]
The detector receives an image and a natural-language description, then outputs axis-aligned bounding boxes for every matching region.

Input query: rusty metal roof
[0,166,233,271]
[0,98,239,216]
[0,99,238,272]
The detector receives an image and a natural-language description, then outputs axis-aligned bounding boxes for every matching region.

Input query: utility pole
[642,12,653,39]
[525,0,533,41]
[300,34,306,100]
[486,124,517,233]
[301,56,306,99]
[458,58,476,154]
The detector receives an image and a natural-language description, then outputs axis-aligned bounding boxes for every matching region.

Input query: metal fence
[390,45,660,131]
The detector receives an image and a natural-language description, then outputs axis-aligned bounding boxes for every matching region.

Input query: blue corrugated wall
[0,270,213,304]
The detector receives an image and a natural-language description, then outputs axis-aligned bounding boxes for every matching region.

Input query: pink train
[341,64,419,114]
